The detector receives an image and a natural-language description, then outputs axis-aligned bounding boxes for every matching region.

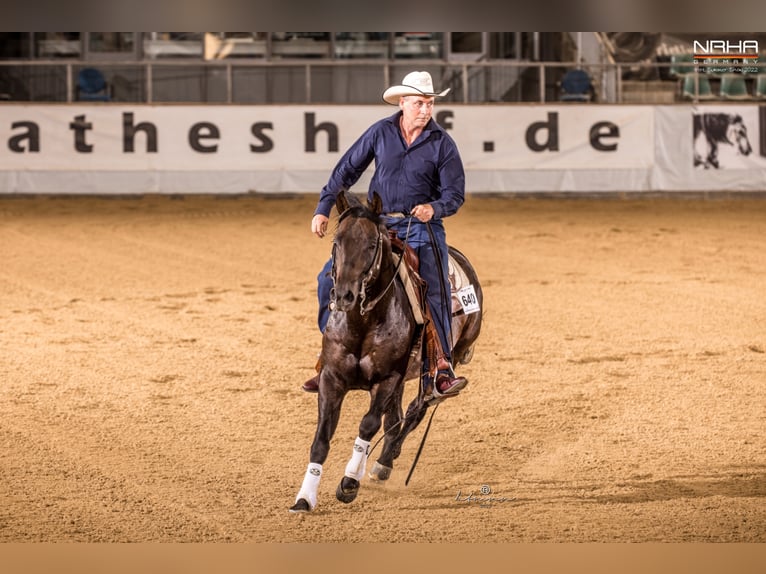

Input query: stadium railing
[0,59,763,104]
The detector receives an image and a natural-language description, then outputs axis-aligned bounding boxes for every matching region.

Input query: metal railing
[1,58,764,105]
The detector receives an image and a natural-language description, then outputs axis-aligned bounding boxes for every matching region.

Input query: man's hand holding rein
[411,203,435,222]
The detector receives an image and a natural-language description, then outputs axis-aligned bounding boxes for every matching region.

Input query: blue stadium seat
[560,69,593,102]
[77,67,110,101]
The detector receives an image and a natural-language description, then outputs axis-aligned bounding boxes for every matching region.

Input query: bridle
[329,211,407,316]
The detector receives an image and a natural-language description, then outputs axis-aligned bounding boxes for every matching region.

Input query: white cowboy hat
[382,71,450,105]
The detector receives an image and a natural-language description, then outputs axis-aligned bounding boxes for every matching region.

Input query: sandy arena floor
[0,193,764,542]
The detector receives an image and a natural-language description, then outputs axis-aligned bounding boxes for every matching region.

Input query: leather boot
[434,356,468,395]
[436,372,468,394]
[301,356,321,393]
[302,375,319,393]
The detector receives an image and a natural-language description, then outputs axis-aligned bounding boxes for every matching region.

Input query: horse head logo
[694,113,753,169]
[727,115,753,157]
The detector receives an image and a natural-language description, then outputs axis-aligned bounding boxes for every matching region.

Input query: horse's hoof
[368,461,393,482]
[288,498,312,513]
[336,476,360,503]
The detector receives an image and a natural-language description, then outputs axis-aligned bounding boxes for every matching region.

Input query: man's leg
[405,223,467,396]
[416,239,453,361]
[316,258,333,333]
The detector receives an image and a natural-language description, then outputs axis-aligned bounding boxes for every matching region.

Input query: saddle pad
[449,254,480,316]
[448,254,470,293]
[392,253,425,324]
[392,252,478,323]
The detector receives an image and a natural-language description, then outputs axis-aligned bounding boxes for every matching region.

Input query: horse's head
[727,115,752,156]
[330,190,387,314]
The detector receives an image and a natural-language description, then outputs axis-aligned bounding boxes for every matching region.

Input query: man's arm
[314,124,378,218]
[429,139,466,220]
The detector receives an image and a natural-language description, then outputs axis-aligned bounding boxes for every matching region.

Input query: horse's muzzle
[332,286,358,312]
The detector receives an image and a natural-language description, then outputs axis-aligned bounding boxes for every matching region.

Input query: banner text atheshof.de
[6,111,622,155]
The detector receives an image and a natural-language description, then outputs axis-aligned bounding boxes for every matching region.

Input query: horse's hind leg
[371,394,428,482]
[368,383,404,482]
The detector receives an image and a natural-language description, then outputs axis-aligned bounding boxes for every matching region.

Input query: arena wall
[1,104,765,194]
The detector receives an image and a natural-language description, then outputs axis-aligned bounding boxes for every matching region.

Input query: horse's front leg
[707,138,720,169]
[290,376,346,513]
[336,374,399,503]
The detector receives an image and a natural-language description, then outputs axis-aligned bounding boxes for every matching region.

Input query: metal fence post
[66,63,73,103]
[146,62,153,103]
[227,63,233,104]
[306,64,311,103]
[462,64,468,103]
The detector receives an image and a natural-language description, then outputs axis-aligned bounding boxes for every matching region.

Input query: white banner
[0,103,761,194]
[654,105,766,191]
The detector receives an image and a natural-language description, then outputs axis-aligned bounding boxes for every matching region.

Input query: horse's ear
[336,188,350,215]
[369,191,383,216]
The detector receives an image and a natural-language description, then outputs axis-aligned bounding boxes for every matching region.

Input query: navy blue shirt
[315,111,465,221]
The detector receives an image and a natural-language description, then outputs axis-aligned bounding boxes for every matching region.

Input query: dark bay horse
[289,190,482,512]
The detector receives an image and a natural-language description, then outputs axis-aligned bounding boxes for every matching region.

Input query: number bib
[456,284,480,315]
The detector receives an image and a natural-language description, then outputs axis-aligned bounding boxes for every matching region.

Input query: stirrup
[425,387,455,406]
[422,375,463,406]
[435,372,468,395]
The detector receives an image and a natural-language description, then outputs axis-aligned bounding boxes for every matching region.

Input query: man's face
[400,95,434,127]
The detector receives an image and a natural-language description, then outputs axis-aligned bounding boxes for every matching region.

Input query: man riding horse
[304,70,469,398]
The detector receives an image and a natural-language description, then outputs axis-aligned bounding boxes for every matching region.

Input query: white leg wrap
[295,462,322,510]
[344,437,371,481]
